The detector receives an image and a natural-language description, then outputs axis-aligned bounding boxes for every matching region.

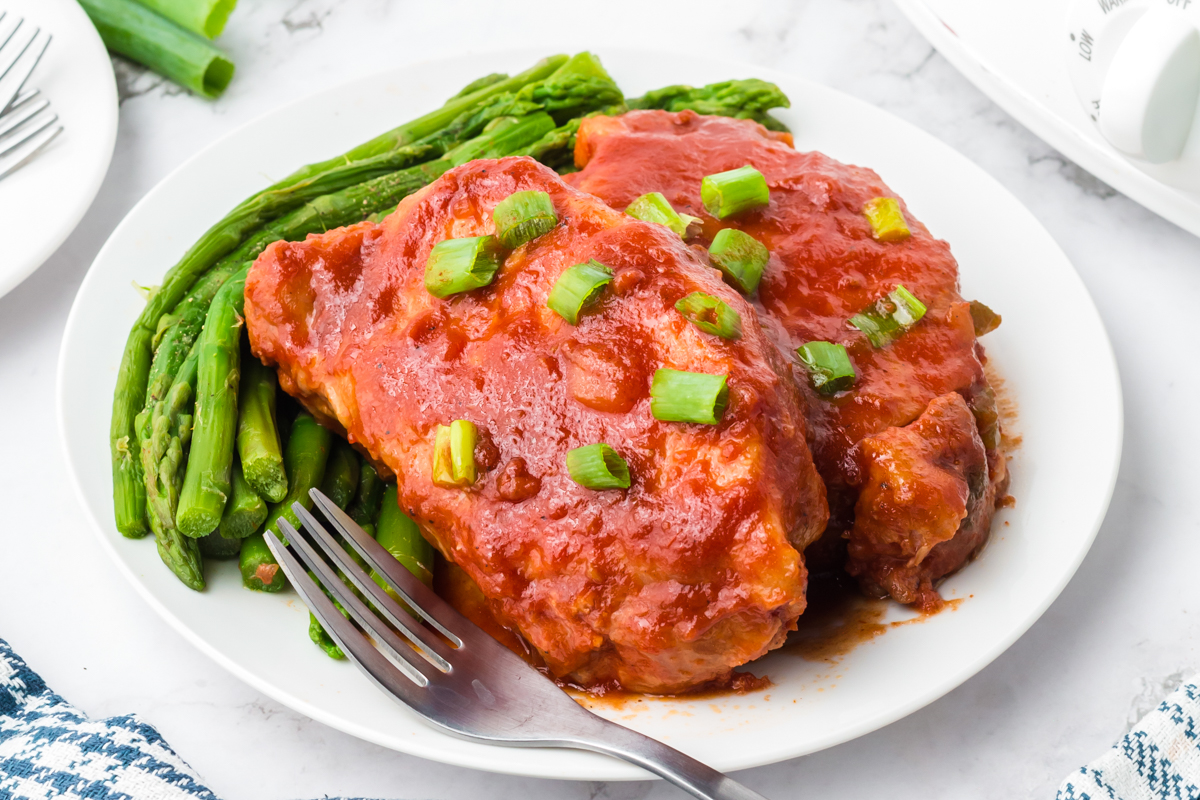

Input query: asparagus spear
[627,79,791,131]
[78,0,234,99]
[217,458,267,540]
[319,440,360,511]
[177,268,248,538]
[264,411,334,543]
[199,529,242,559]
[239,532,286,592]
[371,484,435,607]
[347,461,384,537]
[309,608,345,660]
[237,352,287,503]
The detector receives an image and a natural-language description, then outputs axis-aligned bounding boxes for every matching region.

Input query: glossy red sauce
[567,111,1008,610]
[245,156,828,693]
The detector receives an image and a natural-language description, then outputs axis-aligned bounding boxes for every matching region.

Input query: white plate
[57,49,1122,781]
[0,0,117,299]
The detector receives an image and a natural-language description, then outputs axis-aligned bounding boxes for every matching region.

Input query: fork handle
[560,717,771,800]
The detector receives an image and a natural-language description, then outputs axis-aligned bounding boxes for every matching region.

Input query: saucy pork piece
[245,156,828,693]
[567,111,1008,611]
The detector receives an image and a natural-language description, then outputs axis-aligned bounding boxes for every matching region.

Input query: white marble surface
[2,0,1199,798]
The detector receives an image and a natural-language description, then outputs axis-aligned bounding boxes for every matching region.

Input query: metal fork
[0,12,60,181]
[264,490,772,800]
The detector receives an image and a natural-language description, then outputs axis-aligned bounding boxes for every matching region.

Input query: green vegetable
[78,0,234,99]
[625,192,699,238]
[261,411,333,553]
[347,462,384,536]
[700,166,770,219]
[236,354,287,503]
[432,421,477,488]
[372,484,435,597]
[546,260,613,324]
[650,368,729,425]
[850,285,928,348]
[199,529,242,559]
[566,443,631,490]
[424,235,505,298]
[136,339,206,589]
[176,269,247,538]
[239,533,287,592]
[309,607,346,660]
[217,458,268,540]
[627,78,791,132]
[708,228,769,294]
[320,439,361,510]
[863,197,911,242]
[796,341,856,395]
[493,190,557,249]
[132,0,236,39]
[970,300,1002,336]
[674,292,743,340]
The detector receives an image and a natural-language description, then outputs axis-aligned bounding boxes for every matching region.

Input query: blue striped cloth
[1058,677,1200,800]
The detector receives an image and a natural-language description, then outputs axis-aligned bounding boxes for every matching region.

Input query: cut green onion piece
[796,341,856,395]
[650,368,729,425]
[547,260,613,324]
[424,235,505,298]
[708,228,769,294]
[566,443,631,490]
[674,292,743,340]
[850,284,928,347]
[432,420,477,487]
[969,300,1002,336]
[863,197,911,242]
[626,192,692,238]
[493,190,558,249]
[700,165,770,219]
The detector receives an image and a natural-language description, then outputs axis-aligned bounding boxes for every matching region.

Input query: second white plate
[57,49,1122,780]
[0,0,117,299]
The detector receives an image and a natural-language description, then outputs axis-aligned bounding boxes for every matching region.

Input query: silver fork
[0,12,60,181]
[264,490,772,800]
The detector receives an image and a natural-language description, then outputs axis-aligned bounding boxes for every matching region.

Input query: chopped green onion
[969,300,1002,336]
[674,292,743,340]
[547,260,613,324]
[424,235,505,298]
[650,368,729,425]
[700,165,770,219]
[493,190,558,249]
[850,284,928,347]
[625,192,695,238]
[708,228,769,294]
[863,197,911,242]
[432,420,477,487]
[796,341,856,395]
[566,443,631,490]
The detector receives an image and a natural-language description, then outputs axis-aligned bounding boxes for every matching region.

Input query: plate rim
[56,45,1124,780]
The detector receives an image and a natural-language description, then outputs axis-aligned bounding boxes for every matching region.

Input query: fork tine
[0,17,22,64]
[3,87,40,115]
[275,517,445,682]
[0,110,57,157]
[0,24,36,84]
[0,96,49,139]
[0,30,49,114]
[290,503,456,667]
[262,530,433,709]
[310,490,469,646]
[0,119,60,182]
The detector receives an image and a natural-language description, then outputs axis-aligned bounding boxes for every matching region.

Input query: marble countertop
[3,0,1199,797]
